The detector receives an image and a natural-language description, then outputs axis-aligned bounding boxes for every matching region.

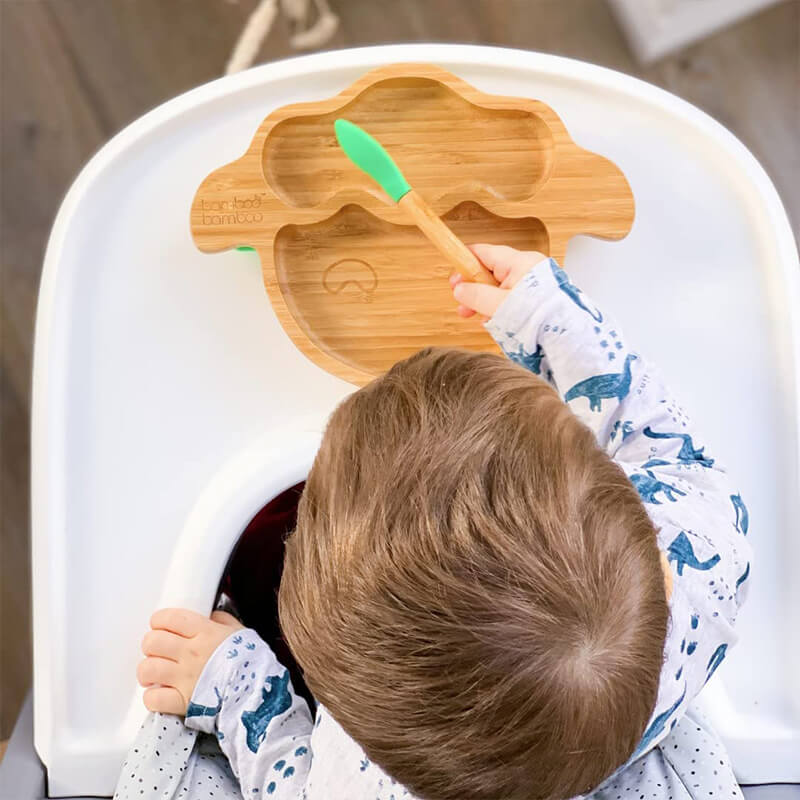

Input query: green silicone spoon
[333,118,494,283]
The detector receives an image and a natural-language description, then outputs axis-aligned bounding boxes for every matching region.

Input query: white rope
[225,0,339,75]
[280,0,308,21]
[290,0,338,50]
[226,0,279,74]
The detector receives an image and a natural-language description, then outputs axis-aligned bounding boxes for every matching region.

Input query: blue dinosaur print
[232,634,242,645]
[667,531,720,576]
[630,470,686,504]
[736,563,750,589]
[359,758,370,772]
[564,354,638,412]
[705,644,728,683]
[642,426,714,467]
[506,341,544,375]
[241,671,293,754]
[550,260,603,322]
[635,683,687,756]
[641,456,671,469]
[245,641,256,650]
[186,687,223,719]
[731,493,749,535]
[611,420,635,442]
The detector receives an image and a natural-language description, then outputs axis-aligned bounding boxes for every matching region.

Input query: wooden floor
[1,0,798,738]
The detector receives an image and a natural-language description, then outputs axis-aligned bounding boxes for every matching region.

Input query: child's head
[280,348,669,800]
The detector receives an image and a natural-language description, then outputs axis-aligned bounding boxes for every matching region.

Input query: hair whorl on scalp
[279,347,669,800]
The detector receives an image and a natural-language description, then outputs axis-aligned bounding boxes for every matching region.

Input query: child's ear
[660,552,674,600]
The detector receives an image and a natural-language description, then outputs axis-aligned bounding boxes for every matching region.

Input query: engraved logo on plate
[199,194,267,225]
[322,259,378,302]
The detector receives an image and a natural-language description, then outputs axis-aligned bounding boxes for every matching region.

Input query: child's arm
[138,609,312,797]
[453,244,679,457]
[452,245,753,623]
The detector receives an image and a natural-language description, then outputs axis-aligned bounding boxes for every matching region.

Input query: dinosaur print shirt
[185,257,752,799]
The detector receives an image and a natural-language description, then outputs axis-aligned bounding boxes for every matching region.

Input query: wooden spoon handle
[398,190,496,285]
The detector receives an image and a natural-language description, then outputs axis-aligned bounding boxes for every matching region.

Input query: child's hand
[450,244,549,319]
[137,608,243,715]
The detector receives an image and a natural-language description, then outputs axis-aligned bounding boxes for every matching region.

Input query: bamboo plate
[191,63,634,385]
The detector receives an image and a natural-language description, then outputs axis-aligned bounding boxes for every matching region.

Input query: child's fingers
[141,629,183,662]
[150,608,204,637]
[450,274,482,318]
[453,282,509,318]
[468,244,517,284]
[469,244,547,288]
[137,656,182,688]
[143,686,186,716]
[456,304,476,318]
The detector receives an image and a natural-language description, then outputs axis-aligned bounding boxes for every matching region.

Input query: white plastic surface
[31,45,800,797]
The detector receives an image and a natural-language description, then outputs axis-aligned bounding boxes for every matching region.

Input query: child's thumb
[211,610,243,629]
[453,281,508,318]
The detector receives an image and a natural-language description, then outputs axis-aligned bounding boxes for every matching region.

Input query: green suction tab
[236,245,255,251]
[334,119,411,203]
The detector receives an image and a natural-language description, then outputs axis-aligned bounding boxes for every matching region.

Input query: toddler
[135,245,752,800]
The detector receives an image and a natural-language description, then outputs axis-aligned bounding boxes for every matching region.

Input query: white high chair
[1,45,798,799]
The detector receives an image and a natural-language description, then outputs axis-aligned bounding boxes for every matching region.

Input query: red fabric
[217,482,313,706]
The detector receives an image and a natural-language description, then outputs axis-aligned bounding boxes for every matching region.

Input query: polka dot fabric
[113,711,241,799]
[590,707,743,800]
[115,704,742,799]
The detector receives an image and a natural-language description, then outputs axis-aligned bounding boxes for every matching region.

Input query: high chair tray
[31,45,800,797]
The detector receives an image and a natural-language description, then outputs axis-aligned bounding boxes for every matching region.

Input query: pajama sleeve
[485,257,752,619]
[485,256,683,457]
[183,629,313,798]
[486,257,753,758]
